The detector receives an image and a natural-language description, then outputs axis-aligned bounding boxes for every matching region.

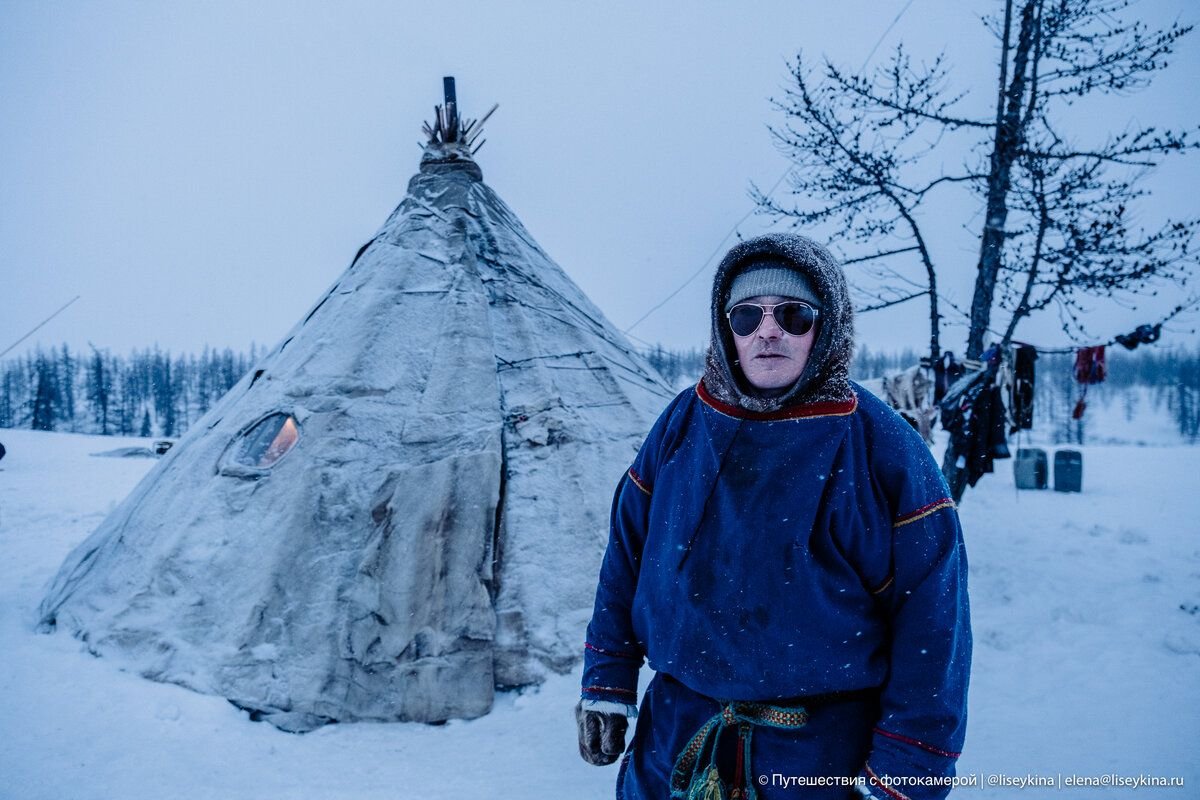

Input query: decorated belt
[666,678,879,800]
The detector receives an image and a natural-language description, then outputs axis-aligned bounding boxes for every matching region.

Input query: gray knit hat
[724,259,821,312]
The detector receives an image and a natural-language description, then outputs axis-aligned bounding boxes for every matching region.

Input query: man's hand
[575,701,628,765]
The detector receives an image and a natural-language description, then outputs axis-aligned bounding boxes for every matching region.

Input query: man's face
[731,295,817,391]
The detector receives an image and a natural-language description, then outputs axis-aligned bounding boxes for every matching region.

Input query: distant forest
[1,342,1197,443]
[0,345,261,438]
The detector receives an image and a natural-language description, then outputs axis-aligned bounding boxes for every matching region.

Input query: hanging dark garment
[1011,345,1036,431]
[940,349,1011,487]
[968,385,1011,484]
[1074,346,1107,385]
[1115,323,1162,351]
[933,351,966,405]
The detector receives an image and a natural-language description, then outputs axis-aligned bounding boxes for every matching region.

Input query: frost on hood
[702,233,855,413]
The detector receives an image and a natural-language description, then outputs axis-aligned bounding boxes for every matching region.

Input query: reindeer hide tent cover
[37,96,672,732]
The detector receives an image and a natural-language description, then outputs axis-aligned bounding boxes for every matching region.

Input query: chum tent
[38,80,673,732]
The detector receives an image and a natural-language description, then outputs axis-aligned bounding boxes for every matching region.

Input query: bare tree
[998,121,1195,348]
[754,44,982,362]
[759,0,1198,500]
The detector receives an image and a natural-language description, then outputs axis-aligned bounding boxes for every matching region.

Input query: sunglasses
[726,301,819,338]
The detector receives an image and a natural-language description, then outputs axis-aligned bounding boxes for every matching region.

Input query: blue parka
[581,234,971,800]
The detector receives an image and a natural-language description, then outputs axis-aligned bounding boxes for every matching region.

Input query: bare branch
[906,173,989,198]
[841,246,921,265]
[856,290,930,313]
[824,48,992,130]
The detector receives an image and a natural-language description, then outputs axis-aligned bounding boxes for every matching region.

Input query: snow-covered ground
[1,422,1198,799]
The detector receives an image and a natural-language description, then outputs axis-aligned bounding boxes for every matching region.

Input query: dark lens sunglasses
[726,301,818,338]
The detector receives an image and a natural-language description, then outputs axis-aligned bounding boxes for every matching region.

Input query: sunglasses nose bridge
[756,309,783,337]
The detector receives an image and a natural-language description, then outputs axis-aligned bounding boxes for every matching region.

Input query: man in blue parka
[577,233,971,799]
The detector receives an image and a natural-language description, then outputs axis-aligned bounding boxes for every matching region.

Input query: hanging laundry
[1010,344,1036,431]
[1114,323,1162,351]
[1072,345,1106,420]
[997,347,1015,430]
[1073,345,1107,385]
[940,346,1011,487]
[881,364,938,443]
[933,351,967,405]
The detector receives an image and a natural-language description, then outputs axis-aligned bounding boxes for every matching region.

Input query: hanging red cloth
[1071,345,1107,420]
[1073,345,1107,385]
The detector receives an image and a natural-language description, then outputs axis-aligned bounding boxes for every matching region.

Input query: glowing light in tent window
[233,414,300,468]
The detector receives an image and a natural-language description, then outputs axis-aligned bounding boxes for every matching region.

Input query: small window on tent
[229,413,300,469]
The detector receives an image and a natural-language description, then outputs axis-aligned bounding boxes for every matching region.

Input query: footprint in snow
[1050,605,1107,625]
[1163,633,1200,656]
[980,629,1013,651]
[1119,529,1149,545]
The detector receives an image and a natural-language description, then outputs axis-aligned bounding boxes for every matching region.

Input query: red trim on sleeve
[873,726,961,758]
[893,498,955,528]
[626,467,652,496]
[585,641,640,661]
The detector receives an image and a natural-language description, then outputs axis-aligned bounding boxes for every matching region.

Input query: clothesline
[961,319,1170,360]
[1010,325,1157,356]
[999,296,1196,355]
[875,309,1191,478]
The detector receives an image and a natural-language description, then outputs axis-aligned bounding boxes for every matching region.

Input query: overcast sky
[2,0,1197,361]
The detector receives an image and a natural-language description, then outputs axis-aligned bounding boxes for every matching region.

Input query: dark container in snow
[1014,447,1048,490]
[1054,449,1083,493]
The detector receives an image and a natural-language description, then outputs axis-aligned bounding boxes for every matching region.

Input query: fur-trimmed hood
[701,233,854,412]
